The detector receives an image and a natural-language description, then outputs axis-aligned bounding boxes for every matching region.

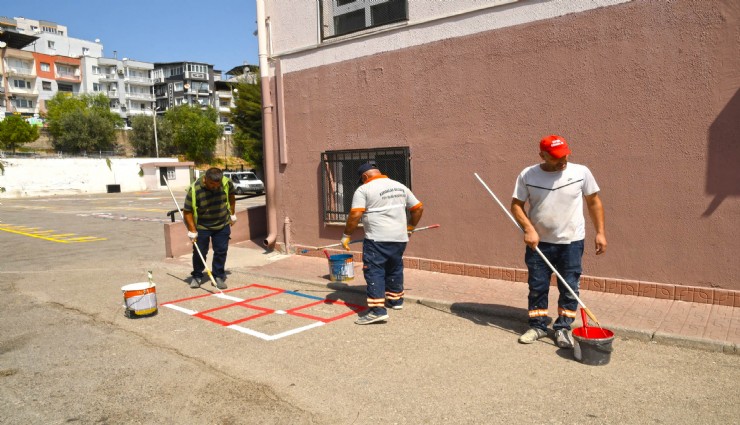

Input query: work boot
[554,329,574,349]
[518,327,548,344]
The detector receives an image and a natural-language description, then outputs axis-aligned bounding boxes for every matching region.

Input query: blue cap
[357,161,378,184]
[357,161,377,177]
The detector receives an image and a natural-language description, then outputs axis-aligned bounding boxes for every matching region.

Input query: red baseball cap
[540,134,571,159]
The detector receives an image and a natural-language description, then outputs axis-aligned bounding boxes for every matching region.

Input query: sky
[2,0,260,74]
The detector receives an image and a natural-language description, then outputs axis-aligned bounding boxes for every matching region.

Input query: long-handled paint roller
[473,173,601,326]
[299,224,441,254]
[163,176,223,293]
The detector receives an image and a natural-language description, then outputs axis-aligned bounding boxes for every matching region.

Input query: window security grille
[321,147,411,223]
[321,0,408,39]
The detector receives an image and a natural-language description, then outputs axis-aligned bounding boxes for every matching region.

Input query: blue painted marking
[284,290,325,301]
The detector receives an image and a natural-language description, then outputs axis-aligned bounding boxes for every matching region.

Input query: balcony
[107,91,120,98]
[10,99,37,114]
[125,76,154,85]
[126,92,154,101]
[13,106,37,114]
[8,86,38,97]
[56,73,81,82]
[8,67,36,78]
[127,109,156,117]
[99,74,118,81]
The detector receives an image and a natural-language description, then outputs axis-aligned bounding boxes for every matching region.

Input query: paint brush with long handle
[474,173,601,326]
[163,176,223,294]
[300,224,441,253]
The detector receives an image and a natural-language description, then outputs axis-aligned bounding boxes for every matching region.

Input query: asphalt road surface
[0,192,738,424]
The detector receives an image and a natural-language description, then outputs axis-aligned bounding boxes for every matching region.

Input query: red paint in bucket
[573,326,613,340]
[572,326,615,366]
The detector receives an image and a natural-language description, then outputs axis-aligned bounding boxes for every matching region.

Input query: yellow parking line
[65,237,107,243]
[94,206,169,213]
[0,226,106,244]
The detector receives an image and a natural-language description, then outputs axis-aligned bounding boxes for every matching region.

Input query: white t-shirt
[350,175,422,242]
[513,163,600,244]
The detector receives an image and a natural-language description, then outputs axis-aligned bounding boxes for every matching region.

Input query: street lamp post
[151,103,160,158]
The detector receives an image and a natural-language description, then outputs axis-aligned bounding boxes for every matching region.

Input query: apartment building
[12,16,103,59]
[1,16,97,118]
[2,16,237,131]
[213,64,258,130]
[83,56,155,125]
[1,46,86,117]
[152,61,216,113]
[1,19,36,117]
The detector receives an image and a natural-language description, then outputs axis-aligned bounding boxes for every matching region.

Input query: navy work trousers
[362,239,407,315]
[191,225,231,280]
[525,240,584,331]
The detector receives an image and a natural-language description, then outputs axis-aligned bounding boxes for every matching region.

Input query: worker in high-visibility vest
[183,167,236,290]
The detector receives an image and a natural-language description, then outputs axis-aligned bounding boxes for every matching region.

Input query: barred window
[321,147,411,223]
[321,0,408,40]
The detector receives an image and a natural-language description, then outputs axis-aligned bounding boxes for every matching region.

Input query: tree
[53,109,118,153]
[164,105,221,163]
[44,92,123,153]
[0,114,40,153]
[129,114,174,157]
[230,79,263,170]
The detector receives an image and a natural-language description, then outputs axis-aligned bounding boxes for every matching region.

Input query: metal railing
[10,68,35,77]
[165,193,265,222]
[126,93,154,101]
[126,76,154,84]
[321,147,411,223]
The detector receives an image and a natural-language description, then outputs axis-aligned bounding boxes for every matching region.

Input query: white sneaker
[518,328,548,344]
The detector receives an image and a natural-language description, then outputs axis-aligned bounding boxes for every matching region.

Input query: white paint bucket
[328,254,355,282]
[122,282,158,318]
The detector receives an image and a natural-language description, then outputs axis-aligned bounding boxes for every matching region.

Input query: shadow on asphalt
[447,302,530,336]
[554,348,577,362]
[323,281,368,317]
[165,272,237,294]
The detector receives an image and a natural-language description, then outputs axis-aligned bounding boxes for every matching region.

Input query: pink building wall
[268,0,740,293]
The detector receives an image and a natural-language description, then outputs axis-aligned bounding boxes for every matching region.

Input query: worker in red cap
[511,135,607,348]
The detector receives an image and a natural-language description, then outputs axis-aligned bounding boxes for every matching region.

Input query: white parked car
[224,171,264,195]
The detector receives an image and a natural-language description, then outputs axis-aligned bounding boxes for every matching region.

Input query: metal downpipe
[257,0,278,248]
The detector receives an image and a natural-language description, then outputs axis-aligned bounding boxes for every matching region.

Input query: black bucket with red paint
[572,326,614,366]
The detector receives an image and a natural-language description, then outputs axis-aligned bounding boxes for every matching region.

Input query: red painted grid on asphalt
[161,284,366,339]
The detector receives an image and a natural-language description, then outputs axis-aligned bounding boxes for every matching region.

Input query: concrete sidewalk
[224,244,739,355]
